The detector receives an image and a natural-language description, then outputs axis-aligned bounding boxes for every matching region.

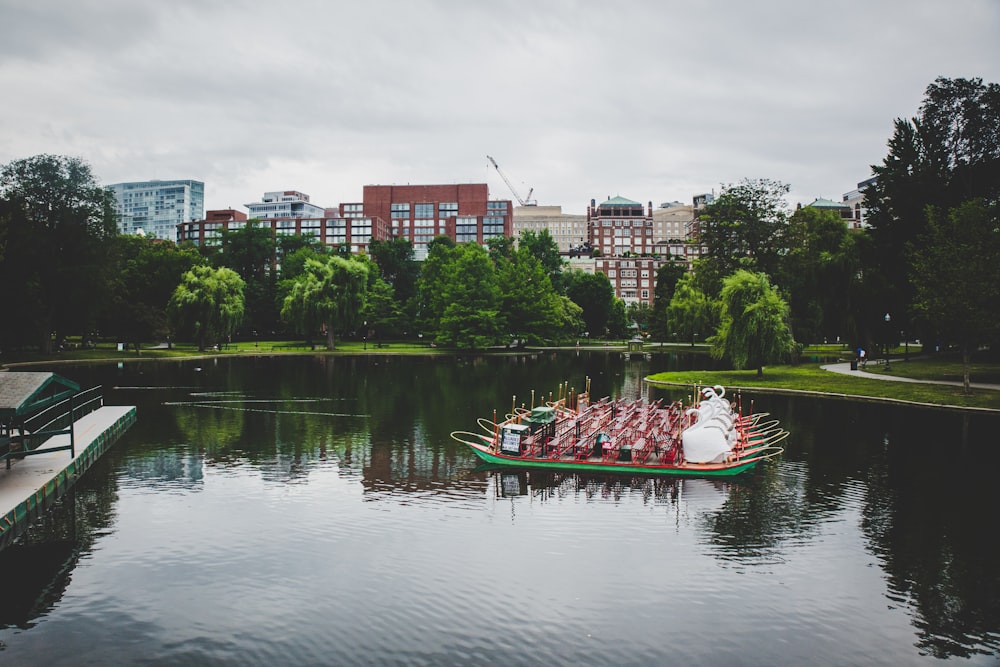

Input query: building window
[456,216,478,243]
[439,202,458,217]
[483,216,505,238]
[391,203,410,218]
[641,290,649,299]
[414,203,434,219]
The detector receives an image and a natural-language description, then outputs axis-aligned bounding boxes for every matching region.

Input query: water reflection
[5,353,999,663]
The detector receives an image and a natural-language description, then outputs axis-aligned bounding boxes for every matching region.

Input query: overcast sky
[2,0,998,215]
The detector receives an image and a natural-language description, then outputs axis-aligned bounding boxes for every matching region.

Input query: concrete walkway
[821,361,1000,392]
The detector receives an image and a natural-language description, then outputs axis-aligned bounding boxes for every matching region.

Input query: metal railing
[1,385,105,468]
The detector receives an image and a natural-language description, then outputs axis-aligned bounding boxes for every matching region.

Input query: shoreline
[5,346,998,415]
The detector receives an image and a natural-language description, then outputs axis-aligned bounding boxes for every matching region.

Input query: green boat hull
[463,442,765,477]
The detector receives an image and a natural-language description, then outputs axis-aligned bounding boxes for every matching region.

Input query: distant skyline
[2,1,999,216]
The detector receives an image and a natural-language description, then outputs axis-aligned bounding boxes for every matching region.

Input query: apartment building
[352,183,513,260]
[177,204,389,256]
[109,179,205,241]
[594,256,663,306]
[246,191,326,220]
[587,196,655,257]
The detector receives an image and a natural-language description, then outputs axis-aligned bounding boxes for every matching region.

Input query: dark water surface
[1,352,998,666]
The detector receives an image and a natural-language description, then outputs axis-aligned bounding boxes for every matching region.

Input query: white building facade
[246,191,326,220]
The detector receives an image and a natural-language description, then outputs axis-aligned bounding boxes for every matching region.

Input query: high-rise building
[109,179,205,241]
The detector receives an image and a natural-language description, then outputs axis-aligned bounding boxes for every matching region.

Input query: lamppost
[883,313,891,371]
[363,321,368,350]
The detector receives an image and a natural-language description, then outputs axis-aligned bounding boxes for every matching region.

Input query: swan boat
[451,383,787,477]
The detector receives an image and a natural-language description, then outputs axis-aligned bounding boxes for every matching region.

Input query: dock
[0,372,136,550]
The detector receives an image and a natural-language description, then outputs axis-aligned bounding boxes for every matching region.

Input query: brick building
[349,183,513,260]
[587,196,655,257]
[177,192,390,255]
[593,256,662,306]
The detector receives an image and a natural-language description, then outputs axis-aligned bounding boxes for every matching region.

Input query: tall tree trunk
[757,365,764,377]
[326,324,335,351]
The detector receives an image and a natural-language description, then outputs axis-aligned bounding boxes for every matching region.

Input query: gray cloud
[1,0,998,214]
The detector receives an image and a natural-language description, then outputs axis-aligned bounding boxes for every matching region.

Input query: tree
[649,259,688,340]
[417,242,502,349]
[518,228,565,290]
[711,270,795,377]
[216,222,278,338]
[666,273,716,347]
[168,265,246,351]
[779,206,861,344]
[361,277,406,340]
[607,298,629,339]
[0,154,118,352]
[495,245,571,344]
[563,270,616,338]
[865,77,1000,336]
[280,255,369,350]
[368,236,419,305]
[695,178,791,293]
[102,236,202,351]
[909,199,1000,393]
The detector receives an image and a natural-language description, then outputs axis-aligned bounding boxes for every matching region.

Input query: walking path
[821,361,1000,392]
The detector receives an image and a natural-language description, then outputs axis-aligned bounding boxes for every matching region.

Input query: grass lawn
[646,362,1000,411]
[1,339,450,365]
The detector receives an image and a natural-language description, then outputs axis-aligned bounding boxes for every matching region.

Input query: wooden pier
[0,373,136,551]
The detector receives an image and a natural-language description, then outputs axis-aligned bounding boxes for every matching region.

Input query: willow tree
[666,272,716,347]
[280,255,368,350]
[711,270,795,376]
[168,265,246,351]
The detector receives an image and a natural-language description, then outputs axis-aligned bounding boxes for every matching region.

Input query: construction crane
[487,155,537,206]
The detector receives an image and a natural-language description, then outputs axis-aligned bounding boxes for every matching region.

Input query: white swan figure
[682,402,733,463]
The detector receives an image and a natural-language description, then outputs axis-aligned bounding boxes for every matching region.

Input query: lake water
[1,352,998,666]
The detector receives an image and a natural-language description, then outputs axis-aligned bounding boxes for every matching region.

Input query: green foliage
[779,206,862,343]
[214,222,279,337]
[433,244,502,349]
[102,236,203,347]
[649,260,688,340]
[710,270,795,376]
[168,265,246,351]
[280,255,369,350]
[563,269,616,337]
[865,76,1000,336]
[368,237,418,305]
[495,246,560,343]
[666,273,717,345]
[361,277,406,339]
[696,178,790,292]
[518,228,565,290]
[0,154,118,352]
[909,199,1000,392]
[608,298,629,339]
[277,233,322,261]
